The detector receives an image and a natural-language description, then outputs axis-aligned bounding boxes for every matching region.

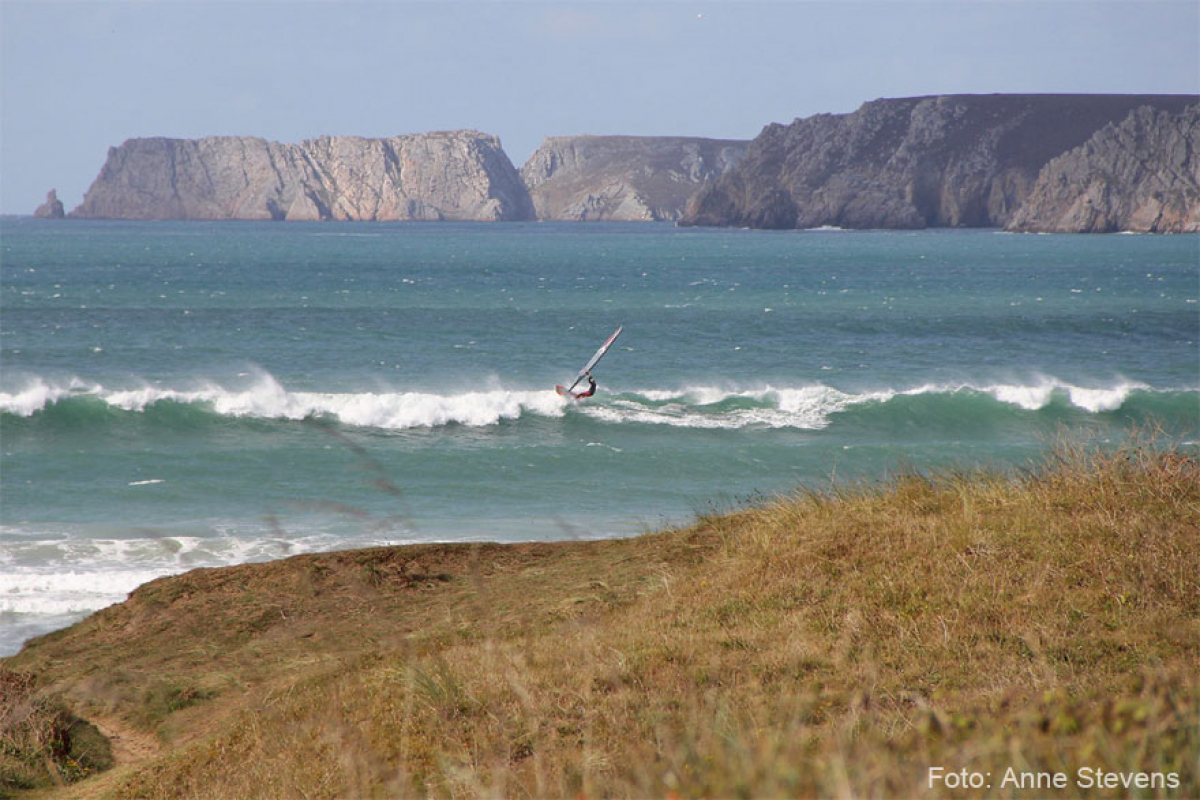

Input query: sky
[1,0,1197,215]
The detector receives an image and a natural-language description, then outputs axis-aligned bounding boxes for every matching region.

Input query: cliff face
[71,131,535,222]
[679,94,1200,230]
[520,136,747,221]
[61,97,1200,229]
[1006,104,1200,233]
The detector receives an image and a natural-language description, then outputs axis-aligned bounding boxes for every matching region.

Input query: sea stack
[33,189,65,219]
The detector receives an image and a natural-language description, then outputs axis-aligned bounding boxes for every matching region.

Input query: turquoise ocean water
[2,219,1197,654]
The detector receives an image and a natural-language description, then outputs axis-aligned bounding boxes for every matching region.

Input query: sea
[2,219,1197,655]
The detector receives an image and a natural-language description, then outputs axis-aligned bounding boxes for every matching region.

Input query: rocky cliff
[1006,104,1200,233]
[70,131,534,222]
[520,136,747,221]
[679,94,1200,231]
[32,189,65,219]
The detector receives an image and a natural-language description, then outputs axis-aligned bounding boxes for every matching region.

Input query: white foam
[1064,384,1144,413]
[0,378,73,416]
[604,377,1168,430]
[986,382,1057,411]
[587,401,739,429]
[980,377,1149,412]
[591,384,885,430]
[0,528,420,621]
[288,387,565,429]
[197,375,570,429]
[0,568,168,615]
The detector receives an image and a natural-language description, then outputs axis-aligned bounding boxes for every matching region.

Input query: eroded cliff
[71,131,534,222]
[520,136,747,221]
[1006,104,1200,233]
[679,94,1200,231]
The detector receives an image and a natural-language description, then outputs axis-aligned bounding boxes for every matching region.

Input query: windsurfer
[573,373,597,399]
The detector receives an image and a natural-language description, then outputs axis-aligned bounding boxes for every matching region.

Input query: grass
[0,671,112,792]
[2,440,1197,797]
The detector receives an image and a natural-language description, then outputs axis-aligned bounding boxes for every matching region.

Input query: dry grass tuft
[0,669,113,791]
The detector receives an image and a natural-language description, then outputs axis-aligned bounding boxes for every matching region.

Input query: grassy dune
[3,442,1198,797]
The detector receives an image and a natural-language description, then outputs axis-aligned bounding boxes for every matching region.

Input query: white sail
[567,326,623,392]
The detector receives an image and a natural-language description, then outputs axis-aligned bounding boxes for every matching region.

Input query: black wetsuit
[575,376,597,398]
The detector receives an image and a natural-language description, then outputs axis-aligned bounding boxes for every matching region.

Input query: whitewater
[2,219,1197,654]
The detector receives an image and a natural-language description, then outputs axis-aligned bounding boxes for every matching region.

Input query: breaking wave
[3,372,1195,435]
[1,373,565,430]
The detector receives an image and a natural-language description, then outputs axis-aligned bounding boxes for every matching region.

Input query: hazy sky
[2,0,1197,215]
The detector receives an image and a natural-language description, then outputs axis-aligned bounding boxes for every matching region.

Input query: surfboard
[556,325,623,397]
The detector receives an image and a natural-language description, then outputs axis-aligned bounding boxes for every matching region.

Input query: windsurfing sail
[564,326,623,393]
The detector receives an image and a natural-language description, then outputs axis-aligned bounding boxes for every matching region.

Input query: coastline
[3,442,1196,796]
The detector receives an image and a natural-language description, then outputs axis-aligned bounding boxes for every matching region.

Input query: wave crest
[1,373,569,430]
[2,373,1192,432]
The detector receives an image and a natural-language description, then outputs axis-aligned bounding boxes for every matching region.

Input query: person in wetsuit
[573,373,597,399]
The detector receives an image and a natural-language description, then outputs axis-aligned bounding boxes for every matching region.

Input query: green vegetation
[3,441,1197,797]
[0,671,112,792]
